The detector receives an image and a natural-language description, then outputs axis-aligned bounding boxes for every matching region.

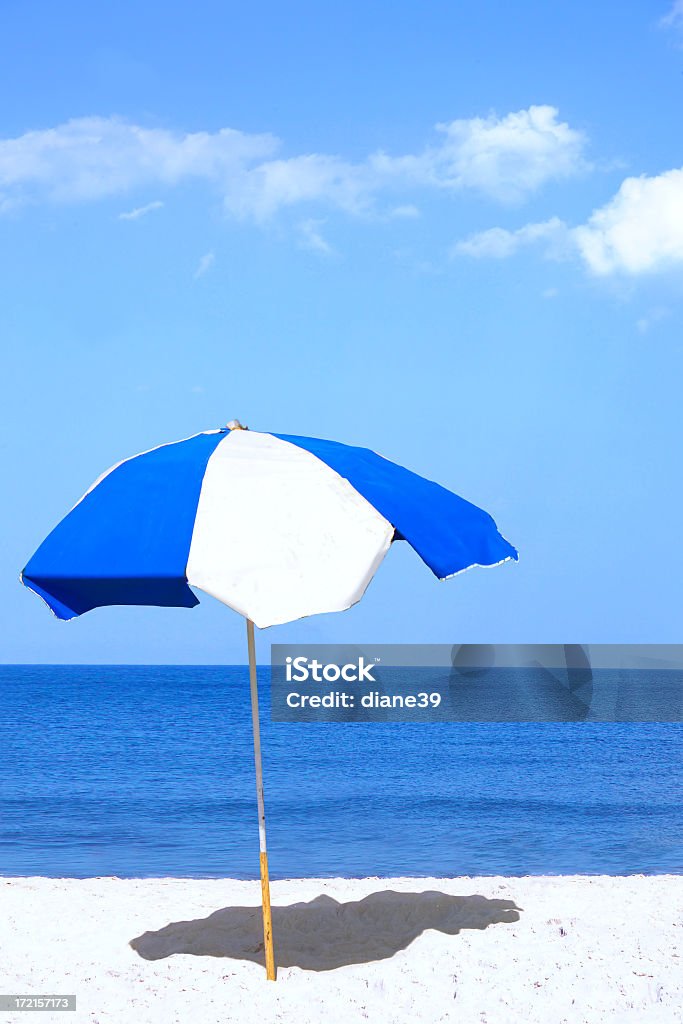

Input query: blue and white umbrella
[21,422,516,627]
[21,420,517,979]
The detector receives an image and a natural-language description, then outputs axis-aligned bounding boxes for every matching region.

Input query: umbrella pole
[246,617,276,981]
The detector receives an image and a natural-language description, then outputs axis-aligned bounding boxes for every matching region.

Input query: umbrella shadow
[130,889,522,972]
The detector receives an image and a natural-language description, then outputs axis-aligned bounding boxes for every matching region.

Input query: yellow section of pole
[259,851,276,981]
[247,618,277,981]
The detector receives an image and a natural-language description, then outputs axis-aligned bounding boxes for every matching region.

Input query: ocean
[1,665,681,878]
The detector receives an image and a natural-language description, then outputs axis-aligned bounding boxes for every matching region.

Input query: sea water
[1,665,681,878]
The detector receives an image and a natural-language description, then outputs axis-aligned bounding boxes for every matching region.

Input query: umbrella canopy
[21,424,517,628]
[20,421,517,981]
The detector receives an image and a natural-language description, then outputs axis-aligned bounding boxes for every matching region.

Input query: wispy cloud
[454,166,683,277]
[453,217,569,260]
[392,248,442,275]
[660,1,683,31]
[0,117,277,209]
[224,153,368,220]
[118,199,164,220]
[636,307,669,334]
[0,107,588,221]
[298,218,334,255]
[390,204,420,219]
[193,251,215,279]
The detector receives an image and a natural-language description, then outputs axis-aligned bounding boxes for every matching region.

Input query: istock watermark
[285,656,378,684]
[270,644,683,723]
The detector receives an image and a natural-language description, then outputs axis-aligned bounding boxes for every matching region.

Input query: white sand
[1,875,681,1023]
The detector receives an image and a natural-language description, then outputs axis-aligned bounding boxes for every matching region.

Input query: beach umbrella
[20,421,517,980]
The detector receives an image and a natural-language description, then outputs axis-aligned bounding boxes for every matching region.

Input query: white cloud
[0,107,587,220]
[367,105,587,204]
[298,218,334,255]
[118,199,164,220]
[224,155,368,221]
[454,226,521,259]
[0,117,277,208]
[433,105,587,201]
[455,167,683,277]
[193,251,215,279]
[453,217,569,259]
[573,169,683,275]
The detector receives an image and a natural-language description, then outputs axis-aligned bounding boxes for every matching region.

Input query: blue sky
[3,0,683,663]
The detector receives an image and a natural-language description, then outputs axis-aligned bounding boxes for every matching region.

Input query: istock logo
[285,656,377,683]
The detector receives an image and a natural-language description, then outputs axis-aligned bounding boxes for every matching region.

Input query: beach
[2,874,681,1023]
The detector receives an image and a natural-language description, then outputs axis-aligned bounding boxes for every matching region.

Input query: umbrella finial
[226,419,248,430]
